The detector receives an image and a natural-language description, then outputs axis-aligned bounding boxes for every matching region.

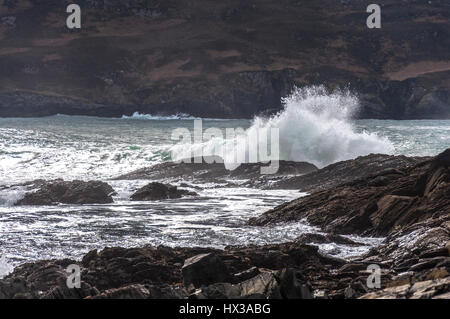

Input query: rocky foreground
[1,149,449,299]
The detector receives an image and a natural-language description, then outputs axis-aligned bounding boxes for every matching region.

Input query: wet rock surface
[249,149,450,237]
[266,154,427,192]
[15,180,115,205]
[0,242,342,299]
[1,238,448,299]
[360,277,450,299]
[115,156,318,186]
[114,154,425,192]
[182,253,231,289]
[130,182,197,201]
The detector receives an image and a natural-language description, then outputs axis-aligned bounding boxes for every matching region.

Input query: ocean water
[0,88,449,276]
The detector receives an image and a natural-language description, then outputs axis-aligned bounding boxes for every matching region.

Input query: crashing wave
[0,187,26,207]
[171,86,394,168]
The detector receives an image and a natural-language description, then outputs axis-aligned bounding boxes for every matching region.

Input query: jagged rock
[239,271,282,299]
[88,284,150,299]
[249,148,450,237]
[130,182,197,201]
[0,277,35,299]
[277,268,313,299]
[233,267,260,283]
[15,180,115,205]
[268,154,425,191]
[192,269,312,299]
[360,277,450,299]
[115,156,228,180]
[182,253,230,288]
[115,157,318,187]
[2,241,339,299]
[41,282,99,299]
[4,259,76,292]
[81,249,98,267]
[81,246,190,291]
[2,226,447,299]
[409,257,449,272]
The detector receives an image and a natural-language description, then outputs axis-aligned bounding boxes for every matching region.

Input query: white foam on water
[0,255,13,279]
[171,86,394,168]
[0,186,26,206]
[121,112,201,120]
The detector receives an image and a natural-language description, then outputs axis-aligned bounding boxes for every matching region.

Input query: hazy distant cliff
[0,0,449,118]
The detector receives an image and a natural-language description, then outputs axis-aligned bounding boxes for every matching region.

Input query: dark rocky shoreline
[1,149,449,299]
[1,233,448,299]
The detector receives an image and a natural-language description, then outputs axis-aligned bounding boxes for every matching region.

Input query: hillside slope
[0,0,449,118]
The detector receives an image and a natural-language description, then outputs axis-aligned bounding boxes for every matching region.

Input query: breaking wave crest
[0,255,13,279]
[121,112,200,120]
[258,86,394,167]
[171,86,394,168]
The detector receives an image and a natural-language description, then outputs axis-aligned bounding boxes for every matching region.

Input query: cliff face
[0,0,449,119]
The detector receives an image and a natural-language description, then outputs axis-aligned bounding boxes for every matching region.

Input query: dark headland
[0,0,449,119]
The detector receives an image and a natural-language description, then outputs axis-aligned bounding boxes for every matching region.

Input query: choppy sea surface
[0,108,449,275]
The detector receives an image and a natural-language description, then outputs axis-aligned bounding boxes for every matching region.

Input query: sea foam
[0,255,13,279]
[171,86,394,168]
[0,187,26,207]
[121,112,200,120]
[258,86,394,167]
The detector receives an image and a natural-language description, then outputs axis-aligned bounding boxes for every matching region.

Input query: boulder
[239,271,281,299]
[130,182,197,201]
[192,269,313,299]
[81,246,185,291]
[15,180,115,205]
[0,277,35,299]
[115,157,318,188]
[182,253,230,288]
[277,268,313,299]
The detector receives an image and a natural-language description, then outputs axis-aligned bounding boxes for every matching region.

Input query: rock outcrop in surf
[130,182,197,201]
[248,148,450,237]
[114,156,318,185]
[14,180,115,205]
